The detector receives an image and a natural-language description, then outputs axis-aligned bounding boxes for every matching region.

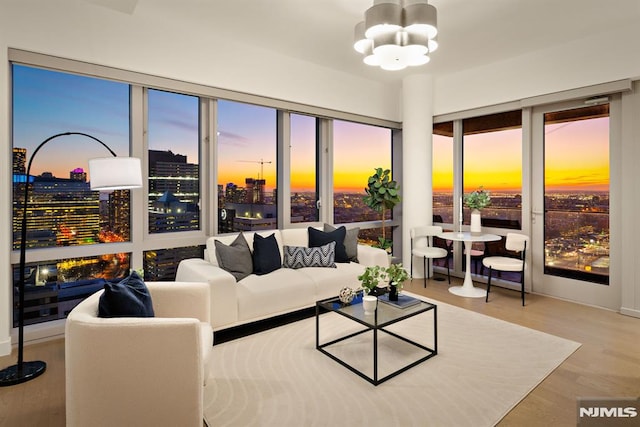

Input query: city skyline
[13,66,393,193]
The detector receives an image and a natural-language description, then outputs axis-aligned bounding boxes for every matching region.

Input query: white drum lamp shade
[89,157,143,190]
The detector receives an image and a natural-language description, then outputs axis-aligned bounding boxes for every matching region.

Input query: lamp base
[0,361,46,386]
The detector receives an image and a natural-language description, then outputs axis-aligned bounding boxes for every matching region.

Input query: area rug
[203,295,580,427]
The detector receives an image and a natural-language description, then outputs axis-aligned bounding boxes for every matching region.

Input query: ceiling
[87,0,640,83]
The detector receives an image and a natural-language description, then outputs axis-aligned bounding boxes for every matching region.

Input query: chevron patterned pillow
[283,242,337,269]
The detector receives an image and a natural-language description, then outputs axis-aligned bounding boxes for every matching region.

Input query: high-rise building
[70,167,87,182]
[107,189,131,240]
[13,147,26,175]
[244,178,266,204]
[144,246,204,281]
[148,149,199,233]
[13,173,100,249]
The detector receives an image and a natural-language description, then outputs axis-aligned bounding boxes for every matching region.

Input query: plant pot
[362,295,377,315]
[368,286,386,297]
[470,209,482,233]
[389,283,398,301]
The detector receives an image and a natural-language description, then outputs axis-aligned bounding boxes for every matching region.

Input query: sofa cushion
[297,262,366,301]
[324,223,359,263]
[283,242,337,269]
[280,228,311,247]
[98,271,155,318]
[308,226,348,263]
[252,233,282,275]
[214,233,253,281]
[237,269,317,321]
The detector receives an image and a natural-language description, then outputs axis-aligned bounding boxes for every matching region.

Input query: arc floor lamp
[0,132,142,386]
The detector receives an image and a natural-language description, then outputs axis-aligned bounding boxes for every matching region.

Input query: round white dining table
[437,231,501,298]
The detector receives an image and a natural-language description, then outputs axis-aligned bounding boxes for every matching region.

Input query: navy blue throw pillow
[308,226,349,263]
[98,271,155,318]
[252,233,282,275]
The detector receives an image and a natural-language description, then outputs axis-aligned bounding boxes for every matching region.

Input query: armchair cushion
[98,271,154,318]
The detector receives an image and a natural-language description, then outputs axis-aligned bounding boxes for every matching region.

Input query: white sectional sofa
[176,227,390,331]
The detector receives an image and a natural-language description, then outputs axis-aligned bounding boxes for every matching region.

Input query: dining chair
[410,226,451,287]
[482,233,528,306]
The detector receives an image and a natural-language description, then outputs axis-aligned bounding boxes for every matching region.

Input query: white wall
[433,22,640,115]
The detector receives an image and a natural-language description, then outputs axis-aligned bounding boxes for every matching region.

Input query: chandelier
[353,0,438,71]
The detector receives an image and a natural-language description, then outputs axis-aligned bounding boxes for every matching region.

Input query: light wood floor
[1,277,639,427]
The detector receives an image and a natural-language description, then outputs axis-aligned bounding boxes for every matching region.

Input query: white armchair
[65,281,213,427]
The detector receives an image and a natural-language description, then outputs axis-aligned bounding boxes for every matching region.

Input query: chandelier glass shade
[354,0,438,71]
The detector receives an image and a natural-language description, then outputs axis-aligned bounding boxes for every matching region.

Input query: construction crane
[237,159,272,180]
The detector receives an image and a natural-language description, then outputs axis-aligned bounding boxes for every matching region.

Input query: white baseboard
[0,336,11,357]
[620,307,640,318]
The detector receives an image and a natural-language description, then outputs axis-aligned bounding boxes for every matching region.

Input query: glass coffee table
[316,293,437,386]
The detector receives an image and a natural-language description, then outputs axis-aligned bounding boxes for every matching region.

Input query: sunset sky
[13,65,609,195]
[433,118,609,193]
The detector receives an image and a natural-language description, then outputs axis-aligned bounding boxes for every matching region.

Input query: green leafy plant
[363,168,401,252]
[464,186,491,210]
[386,263,410,292]
[357,265,385,295]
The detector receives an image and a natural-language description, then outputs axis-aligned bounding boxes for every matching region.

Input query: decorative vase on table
[470,209,482,233]
[362,295,377,315]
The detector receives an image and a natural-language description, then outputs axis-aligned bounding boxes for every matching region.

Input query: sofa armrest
[65,294,205,427]
[176,258,238,330]
[146,281,210,324]
[356,244,390,268]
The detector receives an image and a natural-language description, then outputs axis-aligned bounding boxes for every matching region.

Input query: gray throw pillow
[283,242,337,269]
[324,224,359,263]
[214,233,253,281]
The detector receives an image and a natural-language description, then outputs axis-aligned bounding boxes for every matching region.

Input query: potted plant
[357,265,385,295]
[386,263,409,301]
[357,265,386,314]
[363,167,401,253]
[464,186,491,233]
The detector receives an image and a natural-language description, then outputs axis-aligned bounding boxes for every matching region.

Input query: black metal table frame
[315,296,437,386]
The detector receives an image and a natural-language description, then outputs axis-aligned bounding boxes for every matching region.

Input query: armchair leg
[446,258,450,284]
[521,272,525,306]
[410,255,414,283]
[485,267,493,303]
[424,257,428,288]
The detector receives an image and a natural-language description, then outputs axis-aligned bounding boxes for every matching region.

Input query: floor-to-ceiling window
[147,89,200,234]
[543,104,610,284]
[433,121,454,224]
[216,100,277,233]
[462,111,522,228]
[8,53,399,330]
[290,113,318,223]
[333,120,393,247]
[11,64,132,324]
